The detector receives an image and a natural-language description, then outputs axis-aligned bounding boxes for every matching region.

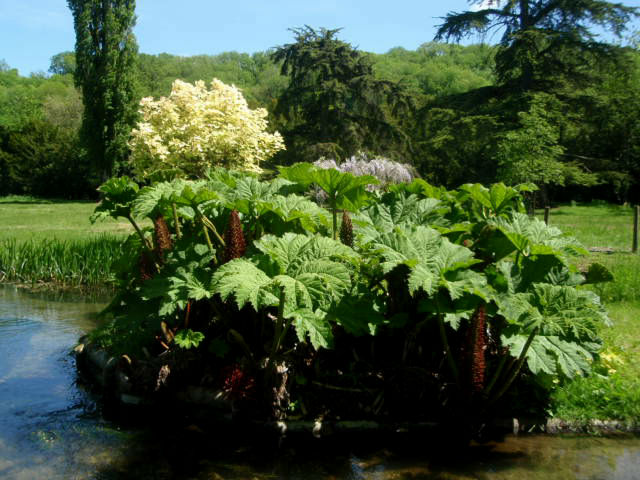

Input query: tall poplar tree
[68,0,139,181]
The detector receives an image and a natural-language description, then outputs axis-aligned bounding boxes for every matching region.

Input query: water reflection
[0,284,639,479]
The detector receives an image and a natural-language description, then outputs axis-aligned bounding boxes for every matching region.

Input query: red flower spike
[468,304,487,395]
[153,214,173,262]
[138,252,155,282]
[220,364,256,401]
[223,210,246,263]
[339,210,354,247]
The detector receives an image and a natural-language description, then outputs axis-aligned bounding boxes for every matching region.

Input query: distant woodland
[1,29,639,203]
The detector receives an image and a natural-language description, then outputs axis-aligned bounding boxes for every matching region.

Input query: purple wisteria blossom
[314,153,415,191]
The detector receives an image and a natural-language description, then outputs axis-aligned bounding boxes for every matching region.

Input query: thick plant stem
[202,225,215,257]
[483,354,508,398]
[489,327,539,405]
[172,202,182,239]
[332,207,338,240]
[271,288,287,357]
[437,303,460,386]
[126,214,152,251]
[198,210,225,247]
[126,214,160,270]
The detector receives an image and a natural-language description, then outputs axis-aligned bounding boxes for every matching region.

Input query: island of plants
[78,163,613,437]
[69,77,613,439]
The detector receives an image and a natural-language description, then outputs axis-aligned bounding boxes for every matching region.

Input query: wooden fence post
[633,205,639,254]
[544,206,550,225]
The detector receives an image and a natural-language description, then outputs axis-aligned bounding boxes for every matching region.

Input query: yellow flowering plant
[129,78,285,178]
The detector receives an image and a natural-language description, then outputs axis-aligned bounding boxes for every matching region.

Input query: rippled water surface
[1,284,639,479]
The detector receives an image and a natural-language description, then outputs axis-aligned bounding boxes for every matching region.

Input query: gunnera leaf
[174,329,205,349]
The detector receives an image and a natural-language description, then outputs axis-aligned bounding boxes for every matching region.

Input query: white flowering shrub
[129,79,285,178]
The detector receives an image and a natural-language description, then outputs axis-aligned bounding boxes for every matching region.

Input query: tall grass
[588,253,640,304]
[0,235,125,289]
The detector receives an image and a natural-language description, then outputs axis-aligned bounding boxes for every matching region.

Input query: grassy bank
[0,196,130,288]
[539,202,640,422]
[0,195,133,242]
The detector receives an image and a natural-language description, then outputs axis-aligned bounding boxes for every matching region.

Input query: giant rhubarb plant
[279,162,378,239]
[211,233,357,351]
[91,165,612,423]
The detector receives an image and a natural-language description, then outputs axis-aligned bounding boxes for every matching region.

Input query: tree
[435,0,638,91]
[496,93,598,208]
[68,0,139,181]
[271,27,413,162]
[128,79,285,179]
[49,52,77,76]
[0,120,90,198]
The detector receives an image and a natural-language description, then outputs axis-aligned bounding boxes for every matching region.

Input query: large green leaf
[325,285,386,336]
[312,167,378,210]
[288,308,333,349]
[354,194,444,243]
[502,332,594,378]
[91,176,139,222]
[279,162,378,211]
[278,162,317,187]
[259,194,331,233]
[490,213,587,258]
[254,233,313,273]
[292,259,352,309]
[372,225,442,274]
[211,234,355,350]
[499,282,609,379]
[132,180,187,219]
[372,226,484,300]
[529,283,610,339]
[254,233,358,273]
[460,183,524,218]
[388,178,448,200]
[211,258,278,310]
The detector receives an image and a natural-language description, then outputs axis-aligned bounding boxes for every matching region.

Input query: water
[1,284,640,479]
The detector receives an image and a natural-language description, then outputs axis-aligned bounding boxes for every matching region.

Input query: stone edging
[73,339,640,437]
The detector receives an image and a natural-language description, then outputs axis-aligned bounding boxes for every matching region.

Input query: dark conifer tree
[435,0,638,91]
[272,26,413,162]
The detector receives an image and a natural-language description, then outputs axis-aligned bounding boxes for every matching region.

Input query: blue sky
[1,0,639,76]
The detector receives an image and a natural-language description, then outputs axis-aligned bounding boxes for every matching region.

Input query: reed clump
[0,235,124,289]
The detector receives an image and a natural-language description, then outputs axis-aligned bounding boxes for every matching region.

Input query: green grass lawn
[537,202,637,251]
[0,195,133,242]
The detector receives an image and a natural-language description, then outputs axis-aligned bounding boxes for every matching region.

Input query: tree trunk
[519,0,534,91]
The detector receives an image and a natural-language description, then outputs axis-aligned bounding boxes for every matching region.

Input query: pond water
[1,284,639,479]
